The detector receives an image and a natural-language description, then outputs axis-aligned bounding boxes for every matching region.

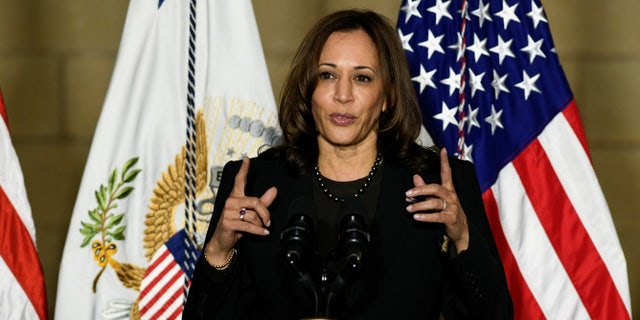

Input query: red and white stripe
[0,92,48,320]
[484,100,631,319]
[138,245,185,320]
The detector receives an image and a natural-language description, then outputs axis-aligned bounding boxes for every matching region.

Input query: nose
[334,78,353,104]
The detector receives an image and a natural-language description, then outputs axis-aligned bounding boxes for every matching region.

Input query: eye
[354,74,372,83]
[318,71,335,80]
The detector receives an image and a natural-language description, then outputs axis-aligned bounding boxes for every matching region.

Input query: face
[311,29,386,151]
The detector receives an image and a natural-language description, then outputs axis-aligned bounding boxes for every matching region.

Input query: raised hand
[405,148,469,253]
[204,157,278,266]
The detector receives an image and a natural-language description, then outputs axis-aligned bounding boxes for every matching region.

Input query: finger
[237,209,259,226]
[220,205,269,236]
[232,212,270,236]
[440,148,454,190]
[413,174,426,187]
[413,211,447,224]
[260,186,278,207]
[406,196,445,213]
[257,187,277,227]
[231,186,277,229]
[406,174,426,202]
[231,157,250,197]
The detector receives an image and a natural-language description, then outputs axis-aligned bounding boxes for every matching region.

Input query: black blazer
[183,154,513,320]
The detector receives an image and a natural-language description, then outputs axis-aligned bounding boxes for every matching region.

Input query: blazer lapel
[372,164,417,260]
[372,163,441,260]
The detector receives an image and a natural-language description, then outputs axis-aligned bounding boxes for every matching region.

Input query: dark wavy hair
[263,9,439,174]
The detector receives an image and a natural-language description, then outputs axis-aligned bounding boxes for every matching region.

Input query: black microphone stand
[286,198,370,320]
[304,198,370,320]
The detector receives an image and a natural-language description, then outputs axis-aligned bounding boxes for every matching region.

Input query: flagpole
[183,0,199,304]
[455,0,469,160]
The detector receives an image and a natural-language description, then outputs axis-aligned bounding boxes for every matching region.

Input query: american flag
[397,0,631,318]
[0,90,48,320]
[138,230,192,319]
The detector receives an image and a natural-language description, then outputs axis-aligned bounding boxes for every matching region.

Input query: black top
[313,164,383,256]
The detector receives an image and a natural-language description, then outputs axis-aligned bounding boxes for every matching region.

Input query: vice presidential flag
[0,90,48,320]
[397,0,631,318]
[55,0,279,319]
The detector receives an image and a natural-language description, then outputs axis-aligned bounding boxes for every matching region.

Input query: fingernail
[266,220,271,227]
[413,214,421,220]
[406,204,413,211]
[405,190,414,196]
[263,229,270,235]
[406,197,417,203]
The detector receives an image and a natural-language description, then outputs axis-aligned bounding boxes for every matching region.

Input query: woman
[183,9,513,319]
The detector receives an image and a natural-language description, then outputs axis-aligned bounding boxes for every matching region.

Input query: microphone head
[334,198,370,282]
[338,198,370,255]
[281,196,318,271]
[339,197,369,231]
[287,196,318,228]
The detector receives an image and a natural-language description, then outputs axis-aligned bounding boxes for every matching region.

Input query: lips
[329,113,356,125]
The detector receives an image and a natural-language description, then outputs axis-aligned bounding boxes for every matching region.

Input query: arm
[442,158,513,319]
[183,158,277,319]
[183,160,240,319]
[405,148,513,319]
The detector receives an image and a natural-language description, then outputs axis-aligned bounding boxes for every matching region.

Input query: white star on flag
[527,2,548,28]
[427,0,453,25]
[521,35,546,64]
[467,34,490,62]
[440,67,462,96]
[466,105,481,133]
[469,69,486,97]
[419,30,445,58]
[398,30,414,52]
[489,35,515,65]
[484,104,504,135]
[447,33,465,61]
[401,0,423,23]
[471,0,493,27]
[495,0,520,29]
[491,70,510,99]
[433,101,458,130]
[412,65,437,93]
[515,70,541,100]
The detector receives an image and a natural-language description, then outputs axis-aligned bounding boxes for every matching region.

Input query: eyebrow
[318,63,376,72]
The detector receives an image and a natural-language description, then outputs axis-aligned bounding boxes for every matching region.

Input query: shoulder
[222,150,287,171]
[447,157,478,181]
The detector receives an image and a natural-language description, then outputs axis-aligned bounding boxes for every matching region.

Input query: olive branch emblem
[79,157,141,292]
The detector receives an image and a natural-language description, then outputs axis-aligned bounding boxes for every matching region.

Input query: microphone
[336,198,370,279]
[280,196,317,281]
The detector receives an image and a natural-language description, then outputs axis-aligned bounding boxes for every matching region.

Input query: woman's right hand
[204,157,278,266]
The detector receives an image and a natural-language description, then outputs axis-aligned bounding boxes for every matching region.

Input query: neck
[317,143,379,182]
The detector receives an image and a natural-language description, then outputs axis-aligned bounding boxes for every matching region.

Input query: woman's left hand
[405,147,469,253]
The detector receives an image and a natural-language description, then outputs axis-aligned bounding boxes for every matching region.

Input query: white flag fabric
[0,91,48,320]
[54,0,279,318]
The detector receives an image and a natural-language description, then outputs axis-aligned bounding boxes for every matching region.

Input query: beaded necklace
[313,152,382,202]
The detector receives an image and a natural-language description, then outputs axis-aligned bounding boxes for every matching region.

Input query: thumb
[260,186,278,207]
[413,174,426,187]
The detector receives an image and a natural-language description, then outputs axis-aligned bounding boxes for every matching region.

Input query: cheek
[310,99,323,128]
[367,110,382,128]
[310,89,331,117]
[311,86,329,107]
